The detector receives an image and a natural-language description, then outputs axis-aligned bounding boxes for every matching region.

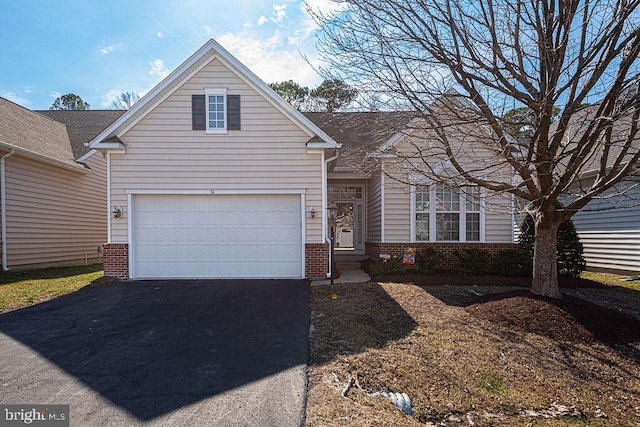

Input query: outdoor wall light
[310,206,317,219]
[112,206,123,219]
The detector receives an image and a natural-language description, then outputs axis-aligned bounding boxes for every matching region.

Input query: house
[569,183,639,274]
[0,98,118,270]
[84,39,516,280]
[305,109,517,270]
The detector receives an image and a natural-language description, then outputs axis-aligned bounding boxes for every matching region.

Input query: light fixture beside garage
[112,206,123,219]
[310,206,317,219]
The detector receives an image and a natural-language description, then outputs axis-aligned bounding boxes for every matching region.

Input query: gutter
[1,149,15,271]
[324,150,340,278]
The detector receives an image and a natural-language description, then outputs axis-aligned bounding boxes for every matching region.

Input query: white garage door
[132,194,303,279]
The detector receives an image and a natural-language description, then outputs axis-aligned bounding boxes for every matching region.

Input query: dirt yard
[306,282,640,426]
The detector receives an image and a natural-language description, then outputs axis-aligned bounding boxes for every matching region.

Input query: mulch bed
[370,273,609,288]
[363,259,609,288]
[466,289,640,346]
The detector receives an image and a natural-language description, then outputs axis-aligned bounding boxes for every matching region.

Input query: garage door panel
[133,194,302,279]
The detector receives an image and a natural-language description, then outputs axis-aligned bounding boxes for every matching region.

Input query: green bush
[493,249,532,277]
[416,247,443,274]
[453,248,492,275]
[369,257,404,275]
[518,206,586,277]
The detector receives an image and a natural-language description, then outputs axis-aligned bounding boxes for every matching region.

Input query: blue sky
[0,0,343,110]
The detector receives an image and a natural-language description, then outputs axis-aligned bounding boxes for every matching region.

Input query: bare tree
[312,0,640,298]
[110,91,140,110]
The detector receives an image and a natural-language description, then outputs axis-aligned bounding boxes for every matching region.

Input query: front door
[328,185,365,252]
[334,201,364,251]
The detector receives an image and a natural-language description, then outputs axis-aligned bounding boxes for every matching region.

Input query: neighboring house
[84,39,516,280]
[570,182,640,274]
[0,98,117,270]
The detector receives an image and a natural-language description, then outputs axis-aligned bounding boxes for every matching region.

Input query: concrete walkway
[312,254,371,285]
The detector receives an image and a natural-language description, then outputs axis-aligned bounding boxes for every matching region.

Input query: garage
[131,194,303,279]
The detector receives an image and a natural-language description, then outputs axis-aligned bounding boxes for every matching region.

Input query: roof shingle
[0,97,77,166]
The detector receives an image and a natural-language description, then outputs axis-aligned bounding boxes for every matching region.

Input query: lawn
[307,275,640,426]
[0,264,111,312]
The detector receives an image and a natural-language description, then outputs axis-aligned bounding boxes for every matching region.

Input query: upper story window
[192,90,241,132]
[206,88,226,132]
[413,184,484,242]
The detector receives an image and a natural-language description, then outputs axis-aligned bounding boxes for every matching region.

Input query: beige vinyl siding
[570,183,640,273]
[367,172,382,242]
[484,193,514,243]
[111,57,324,243]
[4,152,107,268]
[383,171,411,242]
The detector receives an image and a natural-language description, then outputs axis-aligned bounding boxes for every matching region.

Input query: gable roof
[0,97,88,171]
[89,39,340,150]
[37,110,125,158]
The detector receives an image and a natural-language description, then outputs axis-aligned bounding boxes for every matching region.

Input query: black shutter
[227,95,241,130]
[192,95,206,130]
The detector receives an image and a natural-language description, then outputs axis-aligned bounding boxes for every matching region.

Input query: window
[415,186,430,241]
[464,186,481,241]
[208,95,225,129]
[192,90,241,132]
[413,184,483,242]
[205,88,226,133]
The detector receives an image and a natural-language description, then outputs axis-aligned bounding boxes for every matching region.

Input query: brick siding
[306,243,329,279]
[365,242,518,271]
[103,243,129,280]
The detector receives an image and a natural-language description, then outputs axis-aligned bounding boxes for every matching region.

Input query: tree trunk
[531,219,562,299]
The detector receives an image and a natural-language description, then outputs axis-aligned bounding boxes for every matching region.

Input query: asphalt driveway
[0,279,310,426]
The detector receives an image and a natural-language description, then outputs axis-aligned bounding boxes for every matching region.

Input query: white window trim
[410,184,486,243]
[205,88,227,134]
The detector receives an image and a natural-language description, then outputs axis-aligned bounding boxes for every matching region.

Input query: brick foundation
[306,243,329,279]
[365,242,518,271]
[103,243,129,280]
[104,242,329,280]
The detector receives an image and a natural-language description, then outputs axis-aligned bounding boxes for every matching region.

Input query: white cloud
[217,31,321,87]
[204,25,214,36]
[99,44,115,55]
[0,90,30,106]
[157,31,164,38]
[257,3,287,26]
[300,0,348,35]
[50,91,61,100]
[149,59,170,80]
[101,88,122,108]
[304,0,348,16]
[272,4,287,22]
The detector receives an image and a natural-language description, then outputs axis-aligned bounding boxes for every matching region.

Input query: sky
[0,0,345,110]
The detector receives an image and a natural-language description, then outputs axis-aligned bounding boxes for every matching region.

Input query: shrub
[518,206,586,277]
[453,248,492,275]
[415,247,443,274]
[493,249,532,277]
[369,257,404,275]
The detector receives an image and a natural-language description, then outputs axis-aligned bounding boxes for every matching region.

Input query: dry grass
[307,282,640,426]
[0,264,112,312]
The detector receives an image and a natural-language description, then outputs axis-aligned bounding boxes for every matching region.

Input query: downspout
[1,149,16,271]
[324,150,340,277]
